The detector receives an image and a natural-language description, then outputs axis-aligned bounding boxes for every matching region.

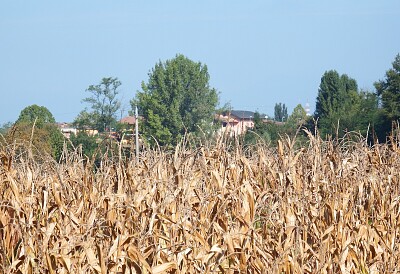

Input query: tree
[357,91,379,138]
[314,70,379,139]
[0,122,13,135]
[74,77,122,132]
[281,104,313,147]
[73,110,97,130]
[316,70,344,118]
[69,132,98,158]
[244,112,270,145]
[374,54,400,137]
[287,104,307,128]
[12,105,64,160]
[132,54,219,147]
[315,70,360,137]
[274,103,288,122]
[17,104,56,126]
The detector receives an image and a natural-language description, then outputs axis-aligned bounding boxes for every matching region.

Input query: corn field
[0,131,399,273]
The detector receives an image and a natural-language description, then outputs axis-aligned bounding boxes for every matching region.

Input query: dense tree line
[314,54,400,142]
[315,70,378,139]
[2,53,400,160]
[246,54,400,146]
[374,54,400,138]
[1,54,220,159]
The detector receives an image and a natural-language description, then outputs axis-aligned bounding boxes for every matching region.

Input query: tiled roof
[230,110,255,119]
[120,116,136,125]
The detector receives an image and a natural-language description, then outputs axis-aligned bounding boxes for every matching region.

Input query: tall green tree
[315,71,379,138]
[315,70,360,137]
[357,91,379,138]
[13,105,64,160]
[274,103,288,122]
[132,54,219,147]
[315,70,357,118]
[74,77,122,132]
[374,54,400,137]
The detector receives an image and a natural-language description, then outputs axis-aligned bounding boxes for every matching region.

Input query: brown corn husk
[0,131,399,273]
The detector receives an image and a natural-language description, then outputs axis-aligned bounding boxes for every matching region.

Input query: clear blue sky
[1,1,399,124]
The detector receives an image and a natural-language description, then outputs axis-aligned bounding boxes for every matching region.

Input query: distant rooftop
[229,110,255,119]
[120,116,136,125]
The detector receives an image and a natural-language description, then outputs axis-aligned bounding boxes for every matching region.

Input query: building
[57,122,99,139]
[216,110,256,136]
[120,116,136,125]
[119,116,137,146]
[57,123,77,139]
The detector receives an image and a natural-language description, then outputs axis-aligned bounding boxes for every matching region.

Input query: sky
[1,1,399,124]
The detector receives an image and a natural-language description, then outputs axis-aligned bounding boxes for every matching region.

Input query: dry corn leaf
[127,245,152,272]
[152,262,177,274]
[85,246,102,273]
[46,253,56,274]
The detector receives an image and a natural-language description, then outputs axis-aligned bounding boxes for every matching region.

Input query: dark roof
[229,110,255,120]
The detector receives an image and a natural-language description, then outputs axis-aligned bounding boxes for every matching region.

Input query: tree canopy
[132,54,219,147]
[314,70,379,138]
[244,112,270,145]
[287,104,307,128]
[74,77,122,132]
[374,54,400,136]
[274,103,288,122]
[315,70,358,136]
[315,70,358,119]
[17,104,56,127]
[13,105,64,160]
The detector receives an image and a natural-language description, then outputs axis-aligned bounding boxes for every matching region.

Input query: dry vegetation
[0,131,400,273]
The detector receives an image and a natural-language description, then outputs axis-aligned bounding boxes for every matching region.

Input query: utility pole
[135,106,139,163]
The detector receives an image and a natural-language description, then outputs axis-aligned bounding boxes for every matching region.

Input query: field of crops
[1,131,399,273]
